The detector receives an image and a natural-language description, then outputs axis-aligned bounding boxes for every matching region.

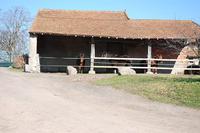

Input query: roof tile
[30,9,200,39]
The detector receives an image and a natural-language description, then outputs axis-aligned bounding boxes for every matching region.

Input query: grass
[8,67,24,72]
[96,75,200,108]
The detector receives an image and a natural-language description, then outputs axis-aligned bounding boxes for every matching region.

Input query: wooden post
[89,38,96,74]
[147,42,152,74]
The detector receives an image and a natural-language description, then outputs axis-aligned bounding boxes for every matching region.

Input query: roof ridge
[123,11,130,20]
[39,8,125,14]
[191,21,200,27]
[37,15,128,21]
[130,19,193,22]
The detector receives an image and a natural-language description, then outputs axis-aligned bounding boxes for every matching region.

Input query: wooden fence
[93,57,200,71]
[39,56,200,73]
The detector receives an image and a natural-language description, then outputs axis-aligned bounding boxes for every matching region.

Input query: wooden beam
[89,38,96,74]
[147,42,152,73]
[94,57,189,62]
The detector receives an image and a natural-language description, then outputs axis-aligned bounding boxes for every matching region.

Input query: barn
[26,9,200,74]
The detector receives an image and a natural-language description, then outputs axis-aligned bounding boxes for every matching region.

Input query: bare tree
[0,7,30,62]
[163,39,199,58]
[197,39,200,57]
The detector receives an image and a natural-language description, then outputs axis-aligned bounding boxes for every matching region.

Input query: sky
[0,0,200,24]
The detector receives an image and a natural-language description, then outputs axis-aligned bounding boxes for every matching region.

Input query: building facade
[26,9,200,74]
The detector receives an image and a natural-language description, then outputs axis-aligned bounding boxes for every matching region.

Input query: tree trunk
[9,53,12,63]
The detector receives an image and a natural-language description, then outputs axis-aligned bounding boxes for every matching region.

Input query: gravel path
[0,68,200,133]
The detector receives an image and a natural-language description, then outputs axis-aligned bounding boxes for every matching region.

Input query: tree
[0,7,30,62]
[197,39,200,57]
[162,39,199,58]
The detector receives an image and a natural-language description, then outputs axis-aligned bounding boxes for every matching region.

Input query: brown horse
[151,54,163,74]
[77,53,85,73]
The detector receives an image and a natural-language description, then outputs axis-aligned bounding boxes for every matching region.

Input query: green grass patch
[8,67,24,73]
[96,75,200,108]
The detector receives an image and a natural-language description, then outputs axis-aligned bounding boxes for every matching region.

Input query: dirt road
[0,68,200,133]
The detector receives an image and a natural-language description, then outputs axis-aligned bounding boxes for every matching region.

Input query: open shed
[26,9,200,74]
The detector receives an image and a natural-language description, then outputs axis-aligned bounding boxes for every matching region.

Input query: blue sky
[0,0,200,24]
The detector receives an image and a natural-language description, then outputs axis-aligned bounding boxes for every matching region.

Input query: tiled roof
[30,9,200,39]
[128,20,200,39]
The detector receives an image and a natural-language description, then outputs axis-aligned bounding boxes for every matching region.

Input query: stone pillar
[25,34,40,73]
[89,38,96,74]
[146,43,152,74]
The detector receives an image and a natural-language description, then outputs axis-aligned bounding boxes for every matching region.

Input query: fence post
[89,38,96,74]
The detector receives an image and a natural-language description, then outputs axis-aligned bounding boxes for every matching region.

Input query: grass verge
[96,75,200,108]
[8,67,24,72]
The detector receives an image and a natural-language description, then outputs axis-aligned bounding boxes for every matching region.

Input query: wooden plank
[147,43,152,73]
[93,66,200,70]
[94,57,192,62]
[39,56,197,62]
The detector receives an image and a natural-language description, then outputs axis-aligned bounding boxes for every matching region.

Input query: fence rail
[94,57,188,62]
[39,56,200,72]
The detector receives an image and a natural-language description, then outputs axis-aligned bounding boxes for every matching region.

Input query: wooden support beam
[89,38,96,74]
[147,42,152,73]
